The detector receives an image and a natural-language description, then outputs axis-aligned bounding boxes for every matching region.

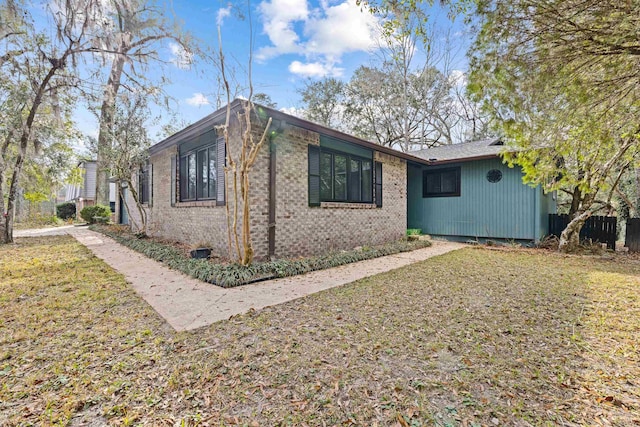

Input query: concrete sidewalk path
[68,228,465,332]
[14,224,77,237]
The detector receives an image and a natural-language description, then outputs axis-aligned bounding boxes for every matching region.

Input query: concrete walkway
[14,224,77,237]
[60,228,463,331]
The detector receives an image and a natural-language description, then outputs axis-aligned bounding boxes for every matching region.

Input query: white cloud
[304,0,380,57]
[288,60,343,78]
[169,42,193,70]
[257,0,309,60]
[216,6,231,26]
[257,0,382,78]
[185,93,210,106]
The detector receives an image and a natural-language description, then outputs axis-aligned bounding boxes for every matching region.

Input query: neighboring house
[126,100,555,260]
[65,160,116,215]
[408,139,556,242]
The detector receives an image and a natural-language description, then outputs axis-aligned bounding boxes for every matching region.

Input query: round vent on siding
[486,169,502,183]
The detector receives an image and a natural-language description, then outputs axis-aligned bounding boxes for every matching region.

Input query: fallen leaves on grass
[1,237,639,426]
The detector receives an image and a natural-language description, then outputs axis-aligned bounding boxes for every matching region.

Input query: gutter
[149,99,431,166]
[424,154,502,165]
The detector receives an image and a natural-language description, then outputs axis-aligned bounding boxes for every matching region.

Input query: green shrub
[80,205,111,224]
[56,202,76,220]
[91,225,432,288]
[406,228,421,236]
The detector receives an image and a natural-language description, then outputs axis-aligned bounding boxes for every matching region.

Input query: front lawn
[1,236,638,426]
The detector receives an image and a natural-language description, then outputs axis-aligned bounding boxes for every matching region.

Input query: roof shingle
[411,138,504,163]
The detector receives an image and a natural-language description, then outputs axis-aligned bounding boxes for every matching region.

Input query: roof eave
[149,99,244,155]
[149,99,430,165]
[263,108,429,165]
[427,153,502,165]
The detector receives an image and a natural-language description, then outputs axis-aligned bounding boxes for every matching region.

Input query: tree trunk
[0,130,13,239]
[558,210,591,252]
[0,168,5,239]
[568,186,582,216]
[123,178,148,236]
[5,139,30,243]
[95,54,126,206]
[635,167,640,217]
[3,63,59,243]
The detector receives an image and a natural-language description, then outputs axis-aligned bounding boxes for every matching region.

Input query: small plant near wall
[406,228,422,241]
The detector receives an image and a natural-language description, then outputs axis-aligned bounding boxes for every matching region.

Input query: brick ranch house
[121,99,554,260]
[122,99,423,260]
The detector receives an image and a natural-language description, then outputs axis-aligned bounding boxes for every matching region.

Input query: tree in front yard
[0,0,100,243]
[468,0,640,251]
[92,0,193,207]
[103,91,154,235]
[215,2,272,266]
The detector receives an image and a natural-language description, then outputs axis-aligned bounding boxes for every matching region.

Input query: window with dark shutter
[177,132,219,202]
[216,137,225,205]
[310,146,376,205]
[138,163,149,204]
[170,155,177,206]
[148,163,153,206]
[308,145,321,206]
[374,161,382,207]
[422,167,461,197]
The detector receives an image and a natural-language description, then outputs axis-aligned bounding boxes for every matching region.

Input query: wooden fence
[626,218,640,252]
[548,214,617,250]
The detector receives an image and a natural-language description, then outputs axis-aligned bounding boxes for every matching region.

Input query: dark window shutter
[148,163,153,207]
[216,137,226,205]
[374,161,383,207]
[137,169,144,203]
[308,145,320,206]
[170,155,177,206]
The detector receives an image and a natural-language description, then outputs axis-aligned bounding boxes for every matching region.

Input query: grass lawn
[1,236,639,426]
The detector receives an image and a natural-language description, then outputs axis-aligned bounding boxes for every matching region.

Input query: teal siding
[408,158,555,241]
[538,187,557,237]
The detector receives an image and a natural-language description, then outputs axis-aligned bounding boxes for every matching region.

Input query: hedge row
[90,225,431,288]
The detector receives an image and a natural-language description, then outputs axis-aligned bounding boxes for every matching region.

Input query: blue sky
[66,0,470,146]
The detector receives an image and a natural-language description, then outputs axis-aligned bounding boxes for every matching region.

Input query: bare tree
[297,78,347,129]
[297,12,489,151]
[93,0,193,206]
[107,91,153,235]
[215,3,271,266]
